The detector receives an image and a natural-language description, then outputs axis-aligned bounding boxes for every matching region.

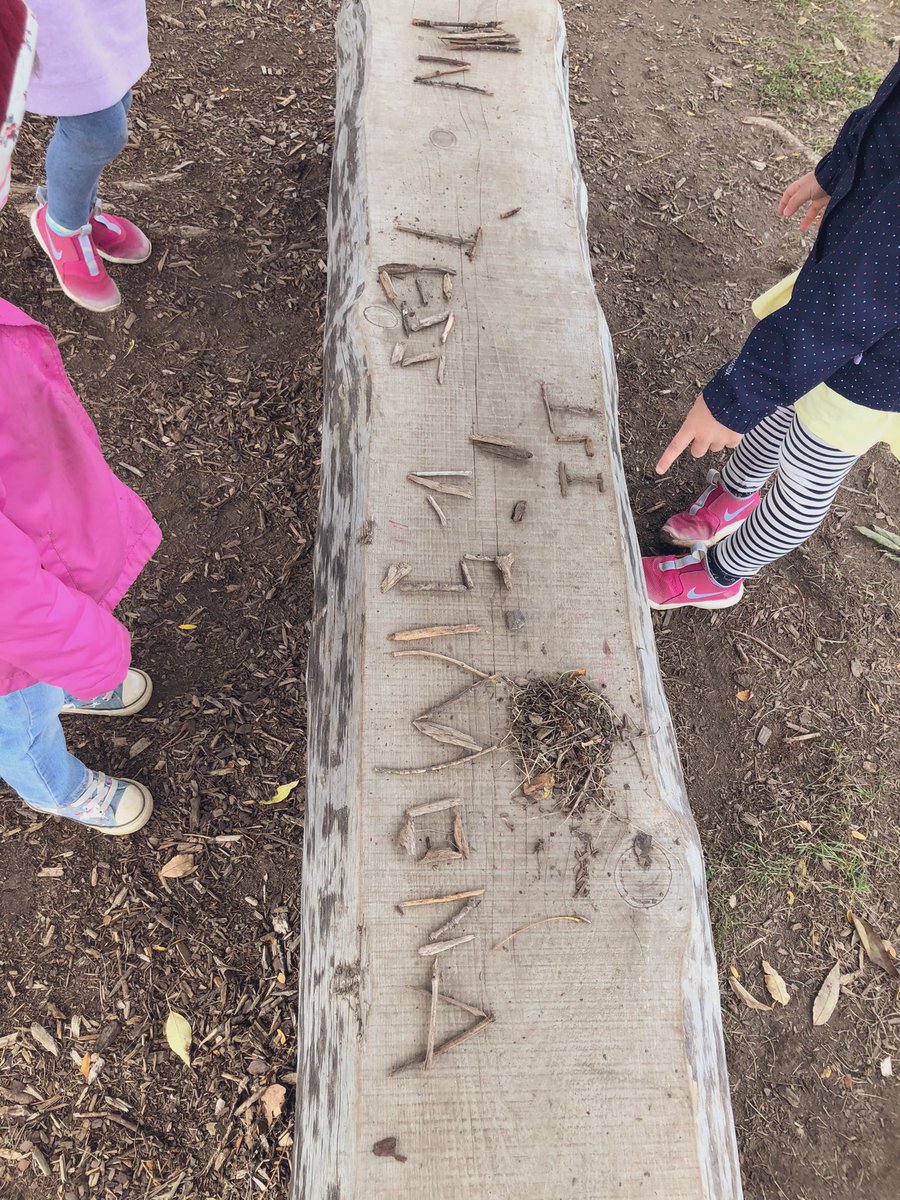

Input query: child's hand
[778,172,830,232]
[656,395,743,474]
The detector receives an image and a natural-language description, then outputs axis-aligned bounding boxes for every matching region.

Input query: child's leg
[0,683,88,810]
[708,414,858,583]
[44,94,131,230]
[719,403,795,497]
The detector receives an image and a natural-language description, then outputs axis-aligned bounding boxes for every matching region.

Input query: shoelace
[688,469,720,516]
[70,770,119,818]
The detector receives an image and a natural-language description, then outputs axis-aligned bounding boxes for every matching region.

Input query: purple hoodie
[25,0,149,117]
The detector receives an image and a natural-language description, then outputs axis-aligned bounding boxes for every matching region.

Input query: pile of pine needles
[509,672,617,817]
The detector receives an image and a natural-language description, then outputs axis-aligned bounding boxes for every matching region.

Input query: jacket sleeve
[0,510,131,701]
[704,180,900,433]
[814,103,871,195]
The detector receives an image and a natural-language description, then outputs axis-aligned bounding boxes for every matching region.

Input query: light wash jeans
[45,91,133,230]
[0,683,88,810]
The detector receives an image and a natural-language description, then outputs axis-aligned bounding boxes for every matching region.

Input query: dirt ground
[0,1,898,1198]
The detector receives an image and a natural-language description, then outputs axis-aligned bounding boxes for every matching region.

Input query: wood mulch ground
[1,1,898,1198]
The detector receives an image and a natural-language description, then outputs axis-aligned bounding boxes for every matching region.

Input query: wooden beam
[292,2,742,1197]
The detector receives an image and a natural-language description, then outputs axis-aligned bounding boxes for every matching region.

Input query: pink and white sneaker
[90,201,152,264]
[662,471,760,548]
[643,546,744,611]
[30,203,121,312]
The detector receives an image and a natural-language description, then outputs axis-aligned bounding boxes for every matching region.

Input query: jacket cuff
[703,368,767,435]
[814,151,841,196]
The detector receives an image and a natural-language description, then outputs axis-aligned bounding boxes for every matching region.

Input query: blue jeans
[0,684,88,810]
[45,92,132,230]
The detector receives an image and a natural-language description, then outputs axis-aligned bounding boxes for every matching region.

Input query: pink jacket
[0,299,160,700]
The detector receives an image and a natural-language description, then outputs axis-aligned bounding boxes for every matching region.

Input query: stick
[460,559,475,590]
[500,207,521,219]
[418,934,475,957]
[400,582,469,593]
[390,1016,495,1076]
[732,631,791,664]
[425,959,440,1070]
[398,888,485,909]
[467,226,482,260]
[437,354,446,386]
[441,312,455,344]
[378,269,398,303]
[541,382,556,434]
[414,66,471,81]
[492,915,589,950]
[417,55,471,66]
[470,434,533,461]
[408,473,472,498]
[389,624,480,642]
[430,896,482,941]
[402,351,440,367]
[375,746,498,776]
[426,494,448,527]
[415,987,487,1018]
[413,470,472,477]
[742,117,818,167]
[415,78,496,96]
[419,848,464,866]
[419,675,498,719]
[378,262,457,276]
[452,809,471,858]
[412,19,502,29]
[406,798,461,818]
[390,649,492,678]
[395,222,471,248]
[416,310,452,329]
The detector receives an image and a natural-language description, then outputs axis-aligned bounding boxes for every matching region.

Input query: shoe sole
[94,782,154,836]
[29,208,122,312]
[96,244,152,265]
[60,672,153,719]
[661,516,748,549]
[649,586,744,612]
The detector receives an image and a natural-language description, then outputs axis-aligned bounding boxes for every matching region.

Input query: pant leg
[719,404,795,498]
[709,414,858,583]
[0,683,89,810]
[45,93,131,230]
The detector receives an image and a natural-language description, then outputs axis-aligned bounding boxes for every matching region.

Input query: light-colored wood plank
[293,2,742,1197]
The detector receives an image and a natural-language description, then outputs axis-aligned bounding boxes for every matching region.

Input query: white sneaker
[60,669,153,718]
[29,770,154,836]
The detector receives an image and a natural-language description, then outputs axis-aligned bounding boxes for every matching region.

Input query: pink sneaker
[30,204,121,312]
[90,201,152,264]
[662,471,760,548]
[643,547,744,611]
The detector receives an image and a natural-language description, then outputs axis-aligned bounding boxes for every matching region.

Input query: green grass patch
[758,44,881,113]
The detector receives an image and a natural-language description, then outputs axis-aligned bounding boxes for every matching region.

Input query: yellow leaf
[729,965,740,979]
[80,1053,91,1079]
[786,891,795,906]
[762,959,790,1006]
[261,780,300,806]
[277,971,286,984]
[178,624,197,631]
[821,1066,832,1079]
[728,976,772,1012]
[797,819,814,834]
[164,1010,192,1067]
[277,1028,287,1046]
[850,829,866,841]
[159,853,195,881]
[812,962,841,1027]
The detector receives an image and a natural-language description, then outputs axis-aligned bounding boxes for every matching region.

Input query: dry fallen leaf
[159,853,195,880]
[30,1023,59,1057]
[80,1053,91,1079]
[812,962,841,1027]
[833,35,847,52]
[261,780,300,806]
[736,689,752,702]
[522,770,554,801]
[850,912,900,978]
[164,1010,193,1067]
[372,1136,407,1163]
[881,1056,893,1079]
[259,1083,286,1126]
[762,959,790,1006]
[728,976,772,1012]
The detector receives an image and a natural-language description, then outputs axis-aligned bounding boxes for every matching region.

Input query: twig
[390,1016,495,1076]
[426,494,448,527]
[452,809,470,858]
[418,934,475,957]
[400,581,468,593]
[414,987,487,1019]
[500,207,521,219]
[390,649,491,678]
[395,221,472,248]
[412,19,502,29]
[441,312,455,344]
[406,798,461,818]
[398,888,485,909]
[732,631,791,664]
[417,54,471,66]
[429,895,482,940]
[466,226,482,260]
[742,117,818,167]
[415,66,471,81]
[425,959,440,1070]
[388,624,480,642]
[470,434,533,461]
[402,351,441,367]
[408,473,472,498]
[492,914,589,950]
[419,675,498,719]
[375,746,498,776]
[415,78,495,96]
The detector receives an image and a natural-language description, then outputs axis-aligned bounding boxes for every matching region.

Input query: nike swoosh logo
[686,587,725,600]
[46,231,63,261]
[722,499,755,522]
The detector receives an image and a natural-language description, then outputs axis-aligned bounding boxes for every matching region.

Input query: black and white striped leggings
[707,406,858,585]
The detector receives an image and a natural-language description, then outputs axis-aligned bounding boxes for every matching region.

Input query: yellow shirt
[752,272,900,459]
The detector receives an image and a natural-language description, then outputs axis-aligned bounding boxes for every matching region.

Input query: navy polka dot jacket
[704,55,900,433]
